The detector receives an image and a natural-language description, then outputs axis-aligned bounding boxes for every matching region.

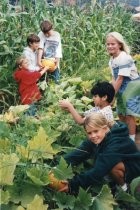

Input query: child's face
[44,29,53,37]
[93,95,107,108]
[30,42,40,51]
[106,36,121,57]
[85,125,108,145]
[20,59,29,69]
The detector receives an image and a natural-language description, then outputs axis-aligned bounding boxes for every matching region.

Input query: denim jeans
[48,67,60,84]
[25,103,37,116]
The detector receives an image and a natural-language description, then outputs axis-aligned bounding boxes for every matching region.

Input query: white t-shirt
[109,51,139,80]
[38,31,62,59]
[84,105,114,124]
[22,47,40,72]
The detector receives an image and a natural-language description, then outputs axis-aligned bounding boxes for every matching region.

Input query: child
[22,34,40,72]
[106,32,140,141]
[57,112,140,194]
[59,81,115,126]
[14,56,49,115]
[38,20,62,83]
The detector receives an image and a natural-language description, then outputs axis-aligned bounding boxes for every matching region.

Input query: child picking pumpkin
[14,56,49,116]
[54,113,140,194]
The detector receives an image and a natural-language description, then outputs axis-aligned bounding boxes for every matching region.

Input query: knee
[111,162,125,177]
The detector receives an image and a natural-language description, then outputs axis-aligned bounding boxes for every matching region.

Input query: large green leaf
[0,153,19,185]
[0,189,10,204]
[130,177,140,201]
[26,167,50,186]
[74,188,92,210]
[8,183,42,207]
[26,195,48,210]
[91,185,117,210]
[115,188,139,204]
[27,127,58,162]
[0,139,11,153]
[53,192,76,209]
[53,157,73,180]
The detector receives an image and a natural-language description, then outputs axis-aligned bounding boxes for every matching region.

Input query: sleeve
[118,54,134,77]
[22,72,41,85]
[64,140,96,166]
[100,106,114,124]
[55,33,62,58]
[109,60,114,76]
[68,142,123,193]
[27,64,40,72]
[22,50,40,72]
[84,107,99,116]
[38,31,46,49]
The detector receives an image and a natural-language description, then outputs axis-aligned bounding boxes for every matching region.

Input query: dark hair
[27,34,40,46]
[91,81,115,103]
[40,20,53,33]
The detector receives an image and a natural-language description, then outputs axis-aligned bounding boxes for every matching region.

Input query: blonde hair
[106,32,130,54]
[84,112,113,130]
[16,56,27,67]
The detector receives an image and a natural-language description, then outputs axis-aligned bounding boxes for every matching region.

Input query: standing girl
[106,32,140,141]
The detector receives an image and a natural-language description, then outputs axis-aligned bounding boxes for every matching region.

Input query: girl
[54,113,140,194]
[14,56,48,115]
[106,32,140,141]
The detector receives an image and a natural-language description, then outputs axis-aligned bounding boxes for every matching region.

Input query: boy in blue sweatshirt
[58,113,140,194]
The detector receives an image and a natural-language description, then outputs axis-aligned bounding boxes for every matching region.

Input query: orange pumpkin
[48,172,66,191]
[41,59,56,72]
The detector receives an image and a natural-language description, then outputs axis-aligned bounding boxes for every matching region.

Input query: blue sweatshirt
[64,122,140,193]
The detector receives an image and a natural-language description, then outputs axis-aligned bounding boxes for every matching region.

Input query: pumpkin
[41,58,56,72]
[48,172,66,191]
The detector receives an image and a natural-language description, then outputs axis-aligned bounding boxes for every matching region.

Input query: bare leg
[110,162,125,186]
[125,115,136,135]
[118,114,136,139]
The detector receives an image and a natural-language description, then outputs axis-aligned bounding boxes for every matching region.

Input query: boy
[57,113,140,194]
[22,34,40,72]
[38,20,62,83]
[59,81,115,126]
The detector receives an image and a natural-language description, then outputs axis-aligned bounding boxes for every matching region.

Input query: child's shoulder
[116,51,133,65]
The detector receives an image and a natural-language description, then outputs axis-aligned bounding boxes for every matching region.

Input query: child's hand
[58,181,69,193]
[43,66,49,71]
[59,99,73,112]
[48,172,67,191]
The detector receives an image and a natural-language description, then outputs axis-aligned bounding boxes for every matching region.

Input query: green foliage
[0,1,140,209]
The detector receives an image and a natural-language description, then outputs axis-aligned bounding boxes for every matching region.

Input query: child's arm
[112,75,124,93]
[59,99,85,125]
[40,66,49,76]
[37,48,44,67]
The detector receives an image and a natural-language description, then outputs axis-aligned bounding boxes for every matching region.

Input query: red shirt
[14,68,42,105]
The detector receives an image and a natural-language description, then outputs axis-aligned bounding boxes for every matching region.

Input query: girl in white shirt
[106,31,140,141]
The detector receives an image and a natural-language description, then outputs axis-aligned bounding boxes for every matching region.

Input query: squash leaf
[16,145,29,160]
[130,177,140,201]
[53,192,76,209]
[0,153,19,185]
[26,195,48,210]
[74,188,92,210]
[8,183,42,207]
[0,189,10,204]
[0,139,11,153]
[91,185,117,210]
[53,157,73,180]
[26,167,50,186]
[27,127,58,162]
